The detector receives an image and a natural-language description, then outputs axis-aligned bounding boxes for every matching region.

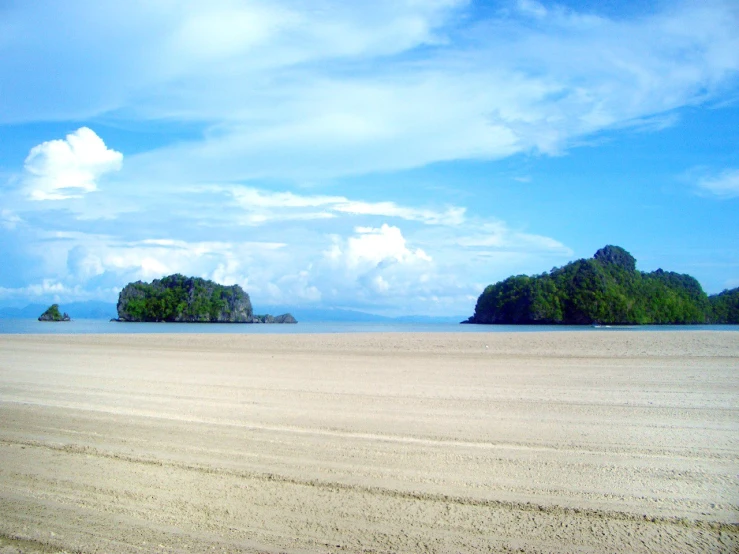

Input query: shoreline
[2,318,738,338]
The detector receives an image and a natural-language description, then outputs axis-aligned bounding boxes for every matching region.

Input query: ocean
[0,319,736,335]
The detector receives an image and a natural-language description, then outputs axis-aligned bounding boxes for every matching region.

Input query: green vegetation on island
[710,288,739,324]
[465,245,739,325]
[115,274,296,323]
[38,304,70,322]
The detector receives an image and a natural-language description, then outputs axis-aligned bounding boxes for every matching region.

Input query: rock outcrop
[38,304,70,322]
[251,313,297,324]
[115,274,298,323]
[116,274,253,322]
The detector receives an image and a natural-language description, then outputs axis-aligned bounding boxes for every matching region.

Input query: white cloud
[125,0,738,181]
[24,233,289,299]
[0,1,464,123]
[23,127,122,200]
[5,3,735,314]
[168,4,296,62]
[336,224,432,269]
[517,0,548,19]
[66,245,105,280]
[224,186,466,226]
[334,201,465,225]
[455,222,573,254]
[370,275,390,293]
[2,207,574,313]
[1,209,22,230]
[3,2,737,181]
[313,224,438,302]
[95,239,284,283]
[697,169,739,198]
[0,279,86,301]
[230,187,345,209]
[34,224,437,306]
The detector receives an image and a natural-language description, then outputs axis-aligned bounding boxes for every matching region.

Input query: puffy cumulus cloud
[0,279,104,303]
[316,224,435,304]
[23,127,122,201]
[75,238,285,286]
[66,245,105,280]
[10,232,291,304]
[3,205,574,313]
[338,224,432,269]
[267,268,323,305]
[32,224,438,308]
[697,169,739,198]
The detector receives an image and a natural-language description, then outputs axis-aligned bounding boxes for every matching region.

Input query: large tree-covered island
[465,245,739,325]
[115,274,296,323]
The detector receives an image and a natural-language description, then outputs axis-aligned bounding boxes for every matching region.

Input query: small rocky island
[38,304,71,322]
[114,274,296,324]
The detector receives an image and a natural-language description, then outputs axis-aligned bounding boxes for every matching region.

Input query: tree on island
[38,304,70,322]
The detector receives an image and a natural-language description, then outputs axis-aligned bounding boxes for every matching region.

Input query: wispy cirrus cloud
[0,1,465,124]
[1,209,22,230]
[454,222,572,254]
[696,168,739,198]
[214,186,466,226]
[3,1,738,182]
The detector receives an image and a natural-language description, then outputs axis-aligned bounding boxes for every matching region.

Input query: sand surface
[0,331,737,553]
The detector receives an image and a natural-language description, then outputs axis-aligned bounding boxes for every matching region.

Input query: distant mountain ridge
[465,245,739,325]
[256,306,466,323]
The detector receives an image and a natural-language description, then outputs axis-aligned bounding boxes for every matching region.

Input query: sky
[1,0,738,316]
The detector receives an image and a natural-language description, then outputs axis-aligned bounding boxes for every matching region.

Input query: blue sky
[1,0,738,316]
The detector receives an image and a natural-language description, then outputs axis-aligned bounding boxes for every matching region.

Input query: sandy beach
[0,331,737,553]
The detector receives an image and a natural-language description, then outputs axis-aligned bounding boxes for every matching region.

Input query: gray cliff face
[251,313,297,324]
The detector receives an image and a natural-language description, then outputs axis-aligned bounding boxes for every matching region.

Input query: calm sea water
[0,319,736,335]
